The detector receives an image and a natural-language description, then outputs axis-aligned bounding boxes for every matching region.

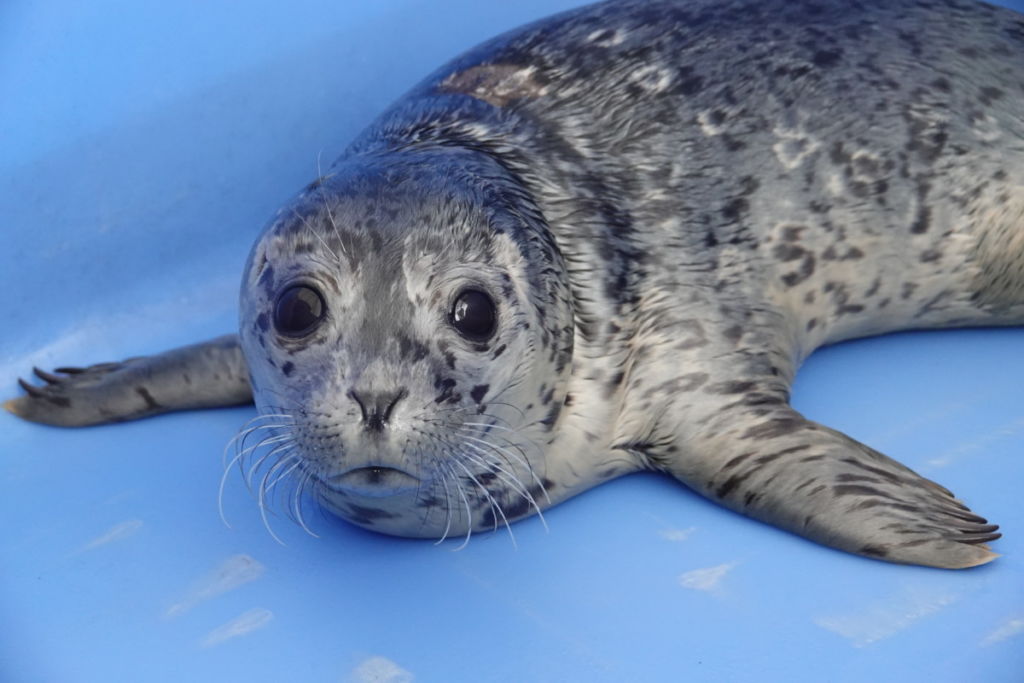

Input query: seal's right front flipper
[663,408,1000,569]
[5,334,252,427]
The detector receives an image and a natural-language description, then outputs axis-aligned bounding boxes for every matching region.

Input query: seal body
[9,0,1024,568]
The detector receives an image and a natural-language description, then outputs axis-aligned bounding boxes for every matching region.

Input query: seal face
[8,0,1024,567]
[238,150,577,538]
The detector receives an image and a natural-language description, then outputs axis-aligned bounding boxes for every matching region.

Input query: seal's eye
[274,285,325,337]
[450,289,497,342]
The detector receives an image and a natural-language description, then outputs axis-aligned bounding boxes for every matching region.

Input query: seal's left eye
[274,285,325,337]
[450,289,497,342]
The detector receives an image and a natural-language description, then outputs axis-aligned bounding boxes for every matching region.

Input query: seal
[7,0,1024,568]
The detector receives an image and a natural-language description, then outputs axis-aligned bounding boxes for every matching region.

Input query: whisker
[443,456,474,552]
[457,430,551,505]
[265,455,301,495]
[461,439,549,532]
[435,458,454,545]
[242,438,295,492]
[449,454,517,549]
[315,150,348,259]
[290,206,341,265]
[258,462,288,546]
[293,469,321,538]
[226,420,292,468]
[261,450,299,514]
[218,447,248,528]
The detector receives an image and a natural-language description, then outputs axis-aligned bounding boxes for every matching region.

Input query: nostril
[347,389,368,423]
[380,388,408,422]
[348,388,407,432]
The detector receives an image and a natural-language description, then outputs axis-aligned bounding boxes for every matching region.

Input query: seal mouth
[327,466,420,497]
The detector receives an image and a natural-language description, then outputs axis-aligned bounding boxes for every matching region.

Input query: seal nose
[348,388,407,432]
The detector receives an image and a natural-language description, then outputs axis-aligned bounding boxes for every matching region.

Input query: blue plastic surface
[2,2,1023,681]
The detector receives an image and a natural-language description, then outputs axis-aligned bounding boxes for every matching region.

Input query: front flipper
[659,407,999,569]
[5,335,252,427]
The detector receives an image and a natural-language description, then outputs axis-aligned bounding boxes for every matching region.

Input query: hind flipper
[659,407,998,569]
[5,335,252,427]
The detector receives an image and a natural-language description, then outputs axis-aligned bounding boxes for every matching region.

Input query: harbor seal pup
[7,0,1024,568]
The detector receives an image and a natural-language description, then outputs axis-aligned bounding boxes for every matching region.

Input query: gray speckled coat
[9,0,1024,568]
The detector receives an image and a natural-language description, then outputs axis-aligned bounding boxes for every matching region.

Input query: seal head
[239,147,573,537]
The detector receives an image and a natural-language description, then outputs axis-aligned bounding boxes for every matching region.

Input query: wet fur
[8,0,1024,567]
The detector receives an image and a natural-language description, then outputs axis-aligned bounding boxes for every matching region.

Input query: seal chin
[327,466,420,498]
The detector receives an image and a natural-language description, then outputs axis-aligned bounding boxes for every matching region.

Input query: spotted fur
[8,0,1024,567]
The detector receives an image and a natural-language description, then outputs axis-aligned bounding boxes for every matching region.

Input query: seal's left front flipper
[5,334,252,427]
[655,407,1000,569]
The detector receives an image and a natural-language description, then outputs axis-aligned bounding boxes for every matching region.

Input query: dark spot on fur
[715,469,754,499]
[604,370,626,398]
[830,141,850,165]
[812,48,842,68]
[433,376,456,404]
[755,444,811,466]
[780,252,816,287]
[822,245,865,261]
[721,198,749,223]
[910,205,931,234]
[833,484,888,498]
[678,75,704,95]
[281,361,295,376]
[135,386,160,411]
[721,451,755,471]
[708,380,756,395]
[723,325,743,343]
[782,225,806,241]
[795,477,819,492]
[774,244,806,262]
[978,86,1004,106]
[741,417,803,440]
[859,544,890,558]
[470,384,489,404]
[345,504,398,522]
[722,134,746,151]
[258,265,275,294]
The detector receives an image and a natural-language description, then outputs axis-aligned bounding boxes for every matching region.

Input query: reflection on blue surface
[2,1,1023,681]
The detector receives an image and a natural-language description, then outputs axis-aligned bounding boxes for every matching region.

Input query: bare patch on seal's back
[440,64,547,107]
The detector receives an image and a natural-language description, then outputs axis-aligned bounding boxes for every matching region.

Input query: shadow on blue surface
[2,1,1022,682]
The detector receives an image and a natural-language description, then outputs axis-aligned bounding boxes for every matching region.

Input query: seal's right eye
[450,289,497,342]
[274,285,325,337]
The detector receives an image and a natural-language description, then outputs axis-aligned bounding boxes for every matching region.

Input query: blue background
[2,1,1023,681]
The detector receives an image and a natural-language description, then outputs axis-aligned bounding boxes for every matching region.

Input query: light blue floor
[2,2,1023,681]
